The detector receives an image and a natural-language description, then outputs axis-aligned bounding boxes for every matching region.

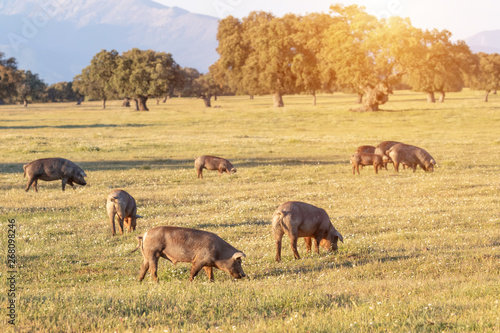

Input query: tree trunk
[162,95,168,103]
[273,92,284,107]
[249,95,254,100]
[133,98,139,111]
[122,98,130,107]
[427,92,436,103]
[357,93,363,104]
[76,97,83,105]
[137,96,149,111]
[485,90,490,102]
[438,91,445,103]
[201,94,212,107]
[214,93,217,101]
[493,90,497,95]
[156,98,160,105]
[102,98,106,109]
[312,91,317,106]
[23,99,28,107]
[354,83,390,111]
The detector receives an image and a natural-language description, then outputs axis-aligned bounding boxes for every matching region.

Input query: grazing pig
[355,145,376,154]
[194,155,236,179]
[386,143,436,172]
[374,141,402,170]
[132,226,246,282]
[23,158,87,192]
[272,201,343,262]
[106,189,142,236]
[350,152,386,174]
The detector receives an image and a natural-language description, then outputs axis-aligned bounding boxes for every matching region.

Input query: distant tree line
[0,49,226,109]
[0,52,78,106]
[211,5,500,109]
[72,48,228,111]
[1,4,499,109]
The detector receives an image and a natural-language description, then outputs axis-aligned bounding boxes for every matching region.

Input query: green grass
[1,90,499,332]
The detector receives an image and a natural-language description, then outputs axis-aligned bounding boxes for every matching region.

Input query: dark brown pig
[374,141,402,170]
[386,143,436,172]
[23,158,87,192]
[107,189,142,236]
[350,152,386,174]
[132,226,246,282]
[272,201,343,262]
[355,145,376,154]
[194,155,236,179]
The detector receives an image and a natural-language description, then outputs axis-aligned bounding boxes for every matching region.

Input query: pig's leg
[138,258,150,282]
[116,206,125,235]
[124,216,134,232]
[109,212,116,236]
[289,233,301,260]
[394,162,400,172]
[373,162,378,174]
[352,165,355,175]
[304,237,312,252]
[356,165,360,175]
[273,229,284,262]
[197,167,203,179]
[314,237,321,253]
[33,179,38,192]
[67,180,75,189]
[117,216,125,235]
[203,266,214,282]
[130,217,137,231]
[61,177,68,191]
[189,261,205,281]
[26,177,36,192]
[149,255,159,283]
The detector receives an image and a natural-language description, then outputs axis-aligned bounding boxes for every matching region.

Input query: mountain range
[1,0,499,84]
[0,0,219,83]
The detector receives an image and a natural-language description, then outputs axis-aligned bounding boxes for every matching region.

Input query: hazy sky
[154,0,499,40]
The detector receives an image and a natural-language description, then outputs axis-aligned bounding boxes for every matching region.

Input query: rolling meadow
[0,90,499,332]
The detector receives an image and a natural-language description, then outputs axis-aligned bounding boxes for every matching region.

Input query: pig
[194,155,236,179]
[355,145,376,154]
[350,152,386,174]
[132,226,246,283]
[386,143,436,173]
[23,157,87,192]
[272,201,343,262]
[374,141,402,170]
[106,189,142,236]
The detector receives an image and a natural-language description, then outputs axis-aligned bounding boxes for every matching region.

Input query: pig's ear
[81,171,87,177]
[232,252,246,260]
[334,230,344,243]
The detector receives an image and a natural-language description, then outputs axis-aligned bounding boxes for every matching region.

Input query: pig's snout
[232,271,246,279]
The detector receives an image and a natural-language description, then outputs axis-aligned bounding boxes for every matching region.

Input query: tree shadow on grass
[195,219,270,229]
[252,254,411,280]
[1,157,346,175]
[0,123,150,130]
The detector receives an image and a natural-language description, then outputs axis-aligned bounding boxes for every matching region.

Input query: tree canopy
[468,52,500,102]
[73,49,119,108]
[213,5,484,109]
[111,48,182,111]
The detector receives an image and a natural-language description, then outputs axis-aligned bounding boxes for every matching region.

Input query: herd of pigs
[22,142,435,282]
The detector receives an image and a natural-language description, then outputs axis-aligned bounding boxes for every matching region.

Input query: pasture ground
[0,90,499,332]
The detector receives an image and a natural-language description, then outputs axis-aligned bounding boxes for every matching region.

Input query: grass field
[0,90,499,332]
